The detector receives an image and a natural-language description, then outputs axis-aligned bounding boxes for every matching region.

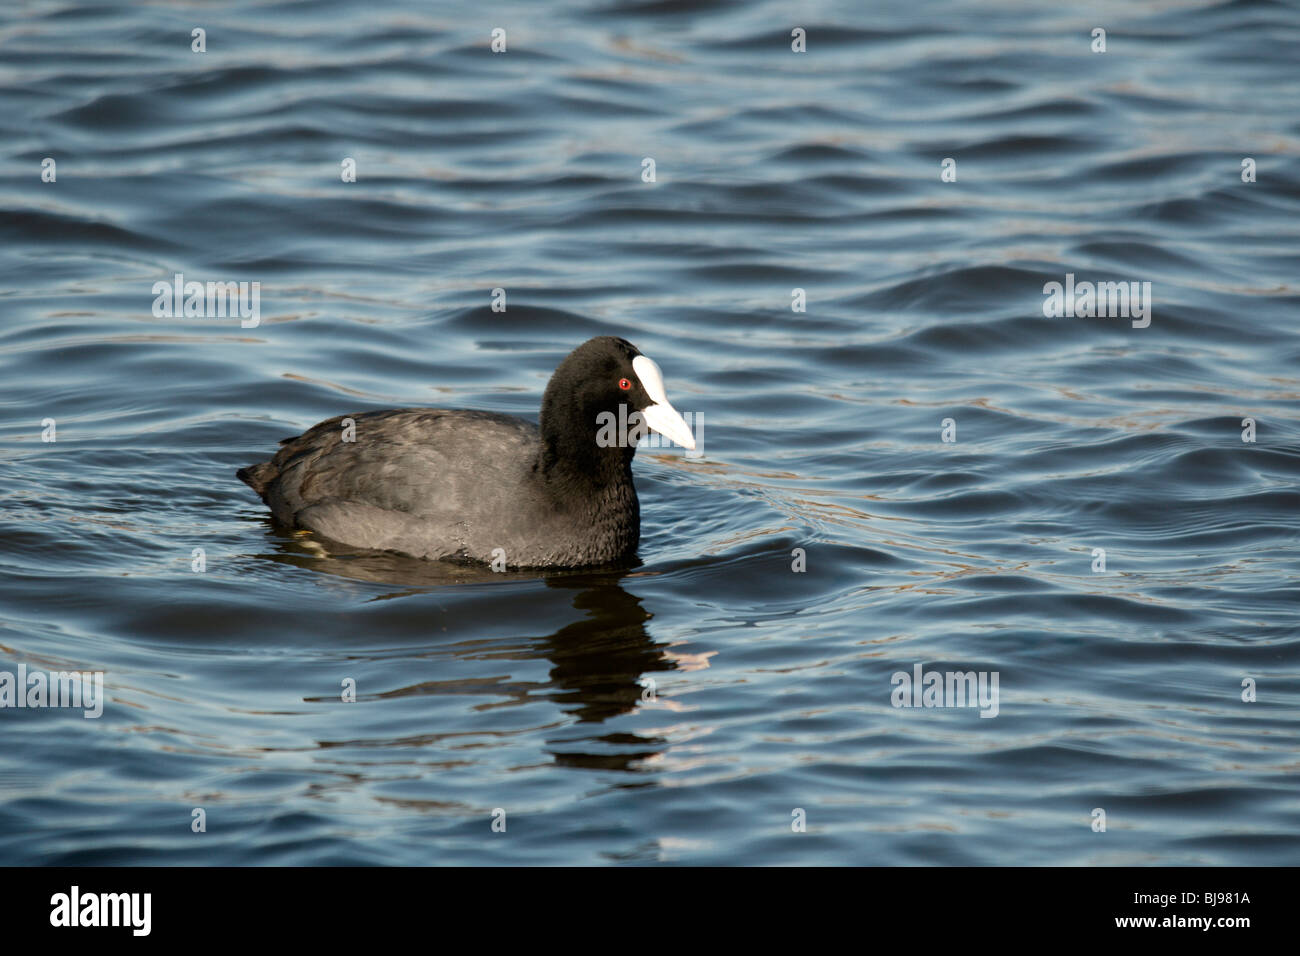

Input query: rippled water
[2,0,1298,865]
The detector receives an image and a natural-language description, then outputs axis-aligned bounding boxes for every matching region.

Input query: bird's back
[239,408,548,560]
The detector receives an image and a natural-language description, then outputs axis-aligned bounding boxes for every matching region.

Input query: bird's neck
[538,428,634,494]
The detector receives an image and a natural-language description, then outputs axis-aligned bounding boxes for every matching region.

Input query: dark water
[2,0,1298,865]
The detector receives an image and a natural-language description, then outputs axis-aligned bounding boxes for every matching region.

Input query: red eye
[619,378,631,390]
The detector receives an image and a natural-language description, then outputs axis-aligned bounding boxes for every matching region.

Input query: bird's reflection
[258,525,677,771]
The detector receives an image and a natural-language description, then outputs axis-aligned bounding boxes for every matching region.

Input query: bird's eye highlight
[618,378,631,390]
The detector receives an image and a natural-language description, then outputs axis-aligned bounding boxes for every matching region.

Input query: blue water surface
[0,0,1298,865]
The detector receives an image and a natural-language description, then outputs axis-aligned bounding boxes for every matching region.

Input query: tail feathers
[236,461,277,498]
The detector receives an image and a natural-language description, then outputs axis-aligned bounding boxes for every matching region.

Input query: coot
[238,336,695,567]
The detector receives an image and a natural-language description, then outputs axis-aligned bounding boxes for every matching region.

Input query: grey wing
[247,409,539,557]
